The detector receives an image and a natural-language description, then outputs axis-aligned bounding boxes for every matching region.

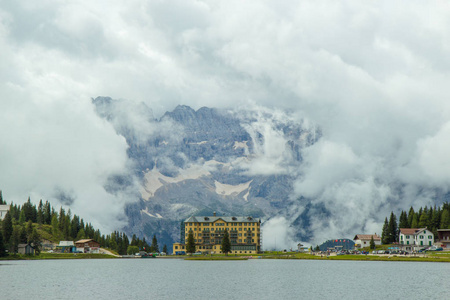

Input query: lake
[1,258,449,299]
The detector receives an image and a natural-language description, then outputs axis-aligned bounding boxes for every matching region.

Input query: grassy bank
[185,256,248,261]
[0,253,117,260]
[256,252,450,262]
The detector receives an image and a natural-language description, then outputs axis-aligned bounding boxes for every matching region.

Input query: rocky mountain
[93,97,320,248]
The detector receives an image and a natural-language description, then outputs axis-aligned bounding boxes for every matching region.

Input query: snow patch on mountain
[141,208,163,219]
[214,180,252,198]
[140,160,228,200]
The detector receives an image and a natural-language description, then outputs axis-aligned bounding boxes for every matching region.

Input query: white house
[0,204,10,220]
[353,234,381,248]
[399,228,434,251]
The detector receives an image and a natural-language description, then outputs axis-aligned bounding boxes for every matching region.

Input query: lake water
[1,258,449,299]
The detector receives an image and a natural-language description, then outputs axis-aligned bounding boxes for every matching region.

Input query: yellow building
[173,213,261,255]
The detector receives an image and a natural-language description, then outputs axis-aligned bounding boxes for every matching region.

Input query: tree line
[381,202,450,244]
[0,190,167,256]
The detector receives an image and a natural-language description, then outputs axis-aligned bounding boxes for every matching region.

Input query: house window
[406,235,410,239]
[420,235,423,239]
[428,235,432,239]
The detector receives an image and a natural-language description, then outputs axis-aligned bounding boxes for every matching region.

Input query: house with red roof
[399,228,434,251]
[353,234,381,249]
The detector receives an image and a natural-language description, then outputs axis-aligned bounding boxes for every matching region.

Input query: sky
[2,0,450,240]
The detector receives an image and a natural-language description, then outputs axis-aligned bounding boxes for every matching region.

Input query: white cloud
[2,0,450,238]
[262,216,296,251]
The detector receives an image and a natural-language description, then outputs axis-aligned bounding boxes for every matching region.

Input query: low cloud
[2,1,450,240]
[261,216,296,251]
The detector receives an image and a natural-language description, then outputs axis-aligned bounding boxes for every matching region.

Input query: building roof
[437,229,450,232]
[75,239,97,244]
[399,228,428,235]
[353,234,381,241]
[184,215,260,223]
[58,241,75,247]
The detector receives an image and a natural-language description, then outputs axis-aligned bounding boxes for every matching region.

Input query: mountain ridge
[92,97,316,248]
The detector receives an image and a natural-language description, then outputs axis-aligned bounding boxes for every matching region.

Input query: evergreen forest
[381,202,450,244]
[0,190,165,257]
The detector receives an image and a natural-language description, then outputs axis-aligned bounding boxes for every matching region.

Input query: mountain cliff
[92,97,319,248]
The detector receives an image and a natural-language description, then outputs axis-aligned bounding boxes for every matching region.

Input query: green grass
[257,252,450,262]
[0,252,117,260]
[185,256,248,261]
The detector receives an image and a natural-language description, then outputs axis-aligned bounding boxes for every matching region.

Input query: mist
[2,1,450,239]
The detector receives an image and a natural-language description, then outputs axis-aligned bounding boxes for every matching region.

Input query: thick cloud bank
[2,1,450,240]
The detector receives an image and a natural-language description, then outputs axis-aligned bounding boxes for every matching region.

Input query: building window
[428,235,432,239]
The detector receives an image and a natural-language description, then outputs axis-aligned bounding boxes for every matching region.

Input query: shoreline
[2,252,449,263]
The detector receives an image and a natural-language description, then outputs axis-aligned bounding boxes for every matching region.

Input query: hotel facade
[173,214,261,255]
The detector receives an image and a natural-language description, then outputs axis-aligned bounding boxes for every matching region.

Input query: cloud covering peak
[2,1,450,239]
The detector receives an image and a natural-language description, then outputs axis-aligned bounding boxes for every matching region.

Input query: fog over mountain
[2,1,450,248]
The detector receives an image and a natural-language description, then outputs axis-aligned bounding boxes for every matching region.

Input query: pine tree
[18,210,26,225]
[29,228,42,255]
[163,244,168,254]
[407,207,415,228]
[37,200,44,224]
[22,197,35,222]
[399,211,408,229]
[76,228,86,240]
[369,236,376,250]
[10,226,20,254]
[0,232,6,257]
[221,229,231,255]
[315,245,320,251]
[381,217,389,244]
[0,190,4,204]
[131,234,138,246]
[2,211,13,245]
[411,213,419,228]
[440,209,450,229]
[19,226,27,243]
[122,233,129,255]
[51,214,60,237]
[388,212,398,244]
[44,201,51,225]
[418,211,428,228]
[151,235,159,253]
[110,232,118,251]
[63,216,70,239]
[26,220,33,238]
[186,231,195,254]
[59,207,65,231]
